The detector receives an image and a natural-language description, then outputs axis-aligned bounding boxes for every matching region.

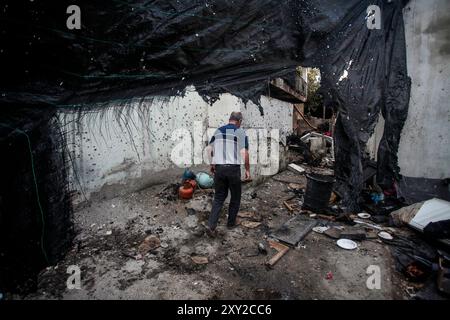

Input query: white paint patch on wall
[60,87,293,204]
[398,0,450,179]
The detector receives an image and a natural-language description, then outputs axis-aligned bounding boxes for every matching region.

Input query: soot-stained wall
[60,88,293,205]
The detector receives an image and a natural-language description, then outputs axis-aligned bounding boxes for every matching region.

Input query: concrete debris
[138,235,161,255]
[240,221,262,229]
[237,211,259,220]
[191,256,209,265]
[288,183,303,190]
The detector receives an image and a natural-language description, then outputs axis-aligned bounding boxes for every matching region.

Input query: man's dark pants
[208,164,241,230]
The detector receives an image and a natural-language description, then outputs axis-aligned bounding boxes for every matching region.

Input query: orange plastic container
[179,181,194,199]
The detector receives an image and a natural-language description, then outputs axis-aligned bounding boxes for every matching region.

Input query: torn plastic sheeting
[1,0,411,212]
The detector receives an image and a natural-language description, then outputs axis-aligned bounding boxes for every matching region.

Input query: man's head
[229,111,243,128]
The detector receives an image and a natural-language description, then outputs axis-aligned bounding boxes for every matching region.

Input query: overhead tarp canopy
[1,0,411,210]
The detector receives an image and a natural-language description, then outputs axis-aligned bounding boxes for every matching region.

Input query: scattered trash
[340,229,367,241]
[405,262,428,281]
[287,163,306,174]
[266,240,289,268]
[157,183,180,201]
[405,286,416,297]
[258,243,268,255]
[138,235,161,255]
[191,256,209,265]
[325,271,333,280]
[371,192,385,204]
[370,215,389,224]
[283,201,295,213]
[353,219,382,230]
[288,183,303,190]
[324,227,342,239]
[357,213,371,219]
[105,230,112,236]
[160,242,169,248]
[336,239,358,250]
[391,201,424,227]
[329,192,339,204]
[335,213,355,225]
[378,231,394,241]
[437,251,450,295]
[241,221,262,229]
[316,214,336,222]
[312,226,330,234]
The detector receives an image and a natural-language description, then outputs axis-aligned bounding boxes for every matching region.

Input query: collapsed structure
[0,0,449,295]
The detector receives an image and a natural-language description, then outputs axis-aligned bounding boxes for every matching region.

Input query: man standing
[206,112,251,236]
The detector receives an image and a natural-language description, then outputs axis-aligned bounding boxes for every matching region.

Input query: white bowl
[378,231,393,240]
[357,213,371,219]
[337,239,358,250]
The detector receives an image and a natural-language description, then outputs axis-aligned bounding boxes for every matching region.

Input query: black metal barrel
[302,173,335,212]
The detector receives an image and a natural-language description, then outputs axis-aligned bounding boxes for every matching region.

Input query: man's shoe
[226,222,238,230]
[204,225,217,238]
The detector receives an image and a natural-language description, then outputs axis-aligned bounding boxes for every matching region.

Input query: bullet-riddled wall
[60,87,293,205]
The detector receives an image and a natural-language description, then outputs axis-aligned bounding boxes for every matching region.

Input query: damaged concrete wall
[60,88,293,205]
[366,0,450,202]
[398,0,450,179]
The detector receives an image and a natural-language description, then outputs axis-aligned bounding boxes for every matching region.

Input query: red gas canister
[179,181,194,199]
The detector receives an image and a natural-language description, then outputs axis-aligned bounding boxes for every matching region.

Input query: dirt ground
[25,168,414,300]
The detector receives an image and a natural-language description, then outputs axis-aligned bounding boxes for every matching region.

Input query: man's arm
[240,148,251,180]
[207,131,217,174]
[206,144,215,174]
[239,133,250,180]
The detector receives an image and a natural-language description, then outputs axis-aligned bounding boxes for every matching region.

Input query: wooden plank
[266,240,289,267]
[283,201,294,213]
[287,163,306,174]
